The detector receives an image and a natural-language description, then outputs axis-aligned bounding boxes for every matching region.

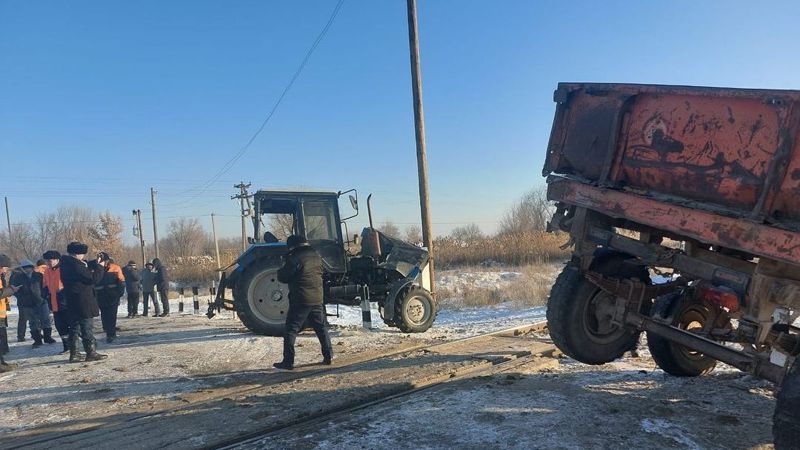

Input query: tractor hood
[362,228,429,277]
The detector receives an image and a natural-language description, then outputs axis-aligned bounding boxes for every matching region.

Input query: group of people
[0,241,172,371]
[0,234,332,373]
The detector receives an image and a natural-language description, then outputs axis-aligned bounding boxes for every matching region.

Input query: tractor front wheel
[393,286,437,333]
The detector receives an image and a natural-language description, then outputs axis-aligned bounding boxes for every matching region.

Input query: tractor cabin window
[303,201,337,242]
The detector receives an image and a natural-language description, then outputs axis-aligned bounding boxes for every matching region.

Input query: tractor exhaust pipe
[367,194,375,229]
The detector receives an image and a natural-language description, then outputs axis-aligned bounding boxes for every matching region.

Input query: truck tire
[647,293,721,377]
[394,286,437,333]
[546,252,648,365]
[774,359,800,450]
[234,258,288,336]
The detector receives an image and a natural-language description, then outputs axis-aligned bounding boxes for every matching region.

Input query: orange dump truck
[542,83,800,448]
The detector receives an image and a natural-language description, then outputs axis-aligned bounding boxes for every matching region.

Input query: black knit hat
[0,254,11,268]
[43,250,61,260]
[36,259,46,266]
[286,235,308,250]
[67,241,89,255]
[128,260,137,266]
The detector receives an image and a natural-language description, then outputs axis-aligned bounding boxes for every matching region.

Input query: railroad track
[2,322,556,450]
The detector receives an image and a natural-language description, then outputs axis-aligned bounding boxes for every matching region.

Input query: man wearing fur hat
[60,241,108,362]
[0,254,20,371]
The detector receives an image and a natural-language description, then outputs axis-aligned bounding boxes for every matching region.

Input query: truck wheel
[774,359,800,450]
[647,294,721,377]
[234,258,288,336]
[546,253,648,365]
[394,286,437,333]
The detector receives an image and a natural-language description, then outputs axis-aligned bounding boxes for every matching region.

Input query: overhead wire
[161,0,347,207]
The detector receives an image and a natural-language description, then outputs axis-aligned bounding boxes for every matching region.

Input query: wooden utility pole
[4,197,10,234]
[233,182,252,252]
[211,213,221,270]
[406,0,435,292]
[150,188,160,259]
[133,209,147,266]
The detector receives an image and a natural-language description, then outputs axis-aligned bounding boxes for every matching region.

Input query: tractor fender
[383,277,416,322]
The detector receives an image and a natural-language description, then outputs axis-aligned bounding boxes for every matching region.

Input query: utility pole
[232,182,252,253]
[150,188,160,259]
[133,209,147,266]
[4,197,10,234]
[406,0,435,292]
[211,213,221,271]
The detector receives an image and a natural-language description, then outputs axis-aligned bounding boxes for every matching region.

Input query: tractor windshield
[303,201,337,242]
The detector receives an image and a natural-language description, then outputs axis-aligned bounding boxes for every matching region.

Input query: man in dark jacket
[122,261,141,318]
[152,258,170,317]
[60,241,108,362]
[42,250,74,354]
[141,262,159,316]
[273,235,332,370]
[95,253,125,343]
[11,259,53,348]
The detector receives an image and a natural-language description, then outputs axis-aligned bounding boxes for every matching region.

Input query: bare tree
[268,214,295,241]
[403,225,422,244]
[89,211,124,257]
[163,218,207,259]
[450,223,484,243]
[379,221,400,238]
[498,187,553,235]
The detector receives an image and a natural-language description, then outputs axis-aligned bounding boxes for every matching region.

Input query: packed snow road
[0,269,779,449]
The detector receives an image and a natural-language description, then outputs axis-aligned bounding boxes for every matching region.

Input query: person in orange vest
[95,252,125,344]
[0,254,21,371]
[42,250,75,354]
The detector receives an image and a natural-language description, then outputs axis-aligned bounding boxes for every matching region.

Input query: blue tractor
[209,189,436,336]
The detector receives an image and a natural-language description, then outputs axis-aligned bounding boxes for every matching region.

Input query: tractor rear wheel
[234,258,289,336]
[546,252,649,365]
[647,294,722,377]
[394,286,437,333]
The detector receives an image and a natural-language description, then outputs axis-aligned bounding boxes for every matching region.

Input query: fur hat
[128,260,137,266]
[43,250,61,260]
[0,254,12,268]
[286,235,309,250]
[67,241,89,255]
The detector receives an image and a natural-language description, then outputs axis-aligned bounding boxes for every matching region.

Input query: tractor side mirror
[349,195,358,211]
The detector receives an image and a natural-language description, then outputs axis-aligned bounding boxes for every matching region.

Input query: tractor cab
[251,189,356,273]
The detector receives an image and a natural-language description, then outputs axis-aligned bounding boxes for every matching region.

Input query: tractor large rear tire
[394,286,437,333]
[774,359,800,449]
[647,294,721,377]
[546,252,649,365]
[234,258,289,336]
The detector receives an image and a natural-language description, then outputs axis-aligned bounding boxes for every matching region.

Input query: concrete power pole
[406,0,435,292]
[233,182,252,253]
[211,213,221,271]
[133,209,147,266]
[4,197,10,235]
[150,188,160,259]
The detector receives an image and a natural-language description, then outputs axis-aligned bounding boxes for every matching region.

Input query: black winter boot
[43,328,57,344]
[69,339,84,363]
[0,355,17,372]
[84,342,108,362]
[61,339,69,354]
[32,330,44,348]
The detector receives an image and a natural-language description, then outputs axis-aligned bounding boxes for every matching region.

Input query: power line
[162,0,346,207]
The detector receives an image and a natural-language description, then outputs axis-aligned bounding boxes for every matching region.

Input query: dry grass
[435,231,570,268]
[437,263,562,310]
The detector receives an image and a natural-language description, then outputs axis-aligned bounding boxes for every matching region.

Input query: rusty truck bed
[543,82,800,265]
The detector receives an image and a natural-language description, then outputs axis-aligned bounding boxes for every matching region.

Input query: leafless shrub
[449,223,483,243]
[162,218,207,260]
[435,231,570,269]
[498,187,553,235]
[379,221,400,238]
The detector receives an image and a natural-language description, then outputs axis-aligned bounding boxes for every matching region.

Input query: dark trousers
[283,304,332,366]
[69,315,95,349]
[20,303,51,334]
[127,291,140,316]
[53,310,71,340]
[99,300,120,337]
[143,292,160,315]
[157,287,170,313]
[0,326,8,355]
[17,307,27,339]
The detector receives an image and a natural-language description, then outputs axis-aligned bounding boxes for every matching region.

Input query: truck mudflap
[206,272,236,319]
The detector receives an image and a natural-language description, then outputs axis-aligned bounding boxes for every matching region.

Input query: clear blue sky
[2,0,800,242]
